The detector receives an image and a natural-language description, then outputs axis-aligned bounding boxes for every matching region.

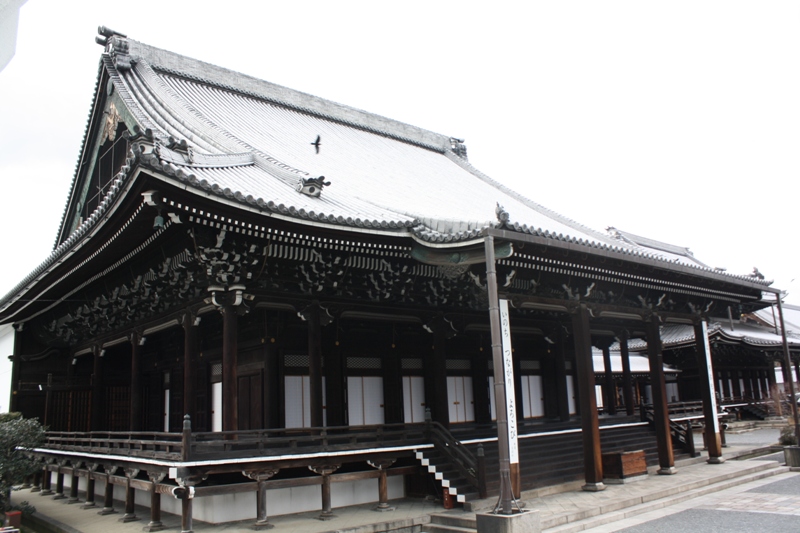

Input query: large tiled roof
[95,36,767,276]
[624,320,800,352]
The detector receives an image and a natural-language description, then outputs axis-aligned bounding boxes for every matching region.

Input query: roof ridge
[125,38,452,154]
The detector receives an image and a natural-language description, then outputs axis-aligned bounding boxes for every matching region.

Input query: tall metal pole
[485,235,513,514]
[775,294,800,443]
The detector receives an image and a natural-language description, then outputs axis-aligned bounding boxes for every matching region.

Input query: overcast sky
[0,1,798,306]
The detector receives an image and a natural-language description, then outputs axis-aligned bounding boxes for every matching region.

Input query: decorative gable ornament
[297,176,331,198]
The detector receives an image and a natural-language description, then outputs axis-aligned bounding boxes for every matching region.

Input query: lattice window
[210,362,222,383]
[285,354,310,368]
[347,357,381,369]
[446,359,471,371]
[521,360,541,371]
[401,358,423,370]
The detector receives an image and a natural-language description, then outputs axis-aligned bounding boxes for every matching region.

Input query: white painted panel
[403,376,426,423]
[211,382,222,432]
[347,376,364,426]
[666,382,679,403]
[447,376,474,423]
[567,376,576,415]
[463,376,474,422]
[163,388,170,432]
[284,376,308,428]
[595,385,604,408]
[739,379,746,398]
[521,376,532,417]
[489,376,497,421]
[530,375,544,417]
[363,376,385,425]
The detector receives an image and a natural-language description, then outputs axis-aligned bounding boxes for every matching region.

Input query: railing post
[720,423,728,447]
[685,421,697,457]
[182,415,192,462]
[477,444,488,499]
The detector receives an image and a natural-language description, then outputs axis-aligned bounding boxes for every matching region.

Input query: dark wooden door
[238,373,263,430]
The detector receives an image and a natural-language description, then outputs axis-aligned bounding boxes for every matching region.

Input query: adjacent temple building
[2,27,798,530]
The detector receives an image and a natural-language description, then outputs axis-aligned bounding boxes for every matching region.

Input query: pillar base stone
[707,456,726,465]
[581,482,606,492]
[476,510,541,533]
[657,466,677,475]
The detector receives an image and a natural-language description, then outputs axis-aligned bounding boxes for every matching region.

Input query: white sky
[0,1,798,305]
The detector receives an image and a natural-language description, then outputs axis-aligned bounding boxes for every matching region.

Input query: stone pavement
[14,428,792,533]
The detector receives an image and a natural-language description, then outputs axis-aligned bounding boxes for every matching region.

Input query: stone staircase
[415,458,788,533]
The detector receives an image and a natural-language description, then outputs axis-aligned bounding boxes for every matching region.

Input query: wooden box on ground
[602,450,647,483]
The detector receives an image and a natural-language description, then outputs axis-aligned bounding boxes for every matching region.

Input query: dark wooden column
[81,464,98,509]
[68,461,82,504]
[182,313,198,422]
[742,370,752,399]
[91,345,104,431]
[472,350,491,424]
[619,330,635,416]
[383,348,403,424]
[130,332,143,432]
[310,465,340,520]
[731,370,742,399]
[571,304,604,491]
[9,325,23,412]
[325,329,345,427]
[98,466,117,515]
[243,469,279,530]
[694,320,723,463]
[223,303,239,433]
[307,302,324,428]
[368,459,396,511]
[554,333,570,422]
[647,316,675,474]
[121,468,140,523]
[39,463,53,496]
[143,472,166,532]
[513,353,524,423]
[598,338,616,415]
[426,317,450,427]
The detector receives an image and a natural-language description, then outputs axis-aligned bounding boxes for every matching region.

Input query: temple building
[1,27,796,529]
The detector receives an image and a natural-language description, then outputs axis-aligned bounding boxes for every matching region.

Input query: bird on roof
[311,135,321,154]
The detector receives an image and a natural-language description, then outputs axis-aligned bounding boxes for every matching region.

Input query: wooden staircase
[416,418,686,504]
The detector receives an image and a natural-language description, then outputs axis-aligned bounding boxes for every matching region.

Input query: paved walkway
[13,428,790,532]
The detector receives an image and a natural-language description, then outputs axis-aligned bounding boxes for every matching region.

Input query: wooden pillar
[39,464,53,496]
[130,333,143,432]
[53,462,67,500]
[325,330,345,427]
[731,370,742,399]
[383,348,403,424]
[472,349,491,424]
[619,330,635,416]
[694,321,723,463]
[183,314,198,423]
[9,326,23,412]
[743,370,753,399]
[81,464,98,509]
[571,304,604,491]
[98,466,117,515]
[310,465,340,520]
[174,474,204,533]
[143,472,166,532]
[368,459,396,511]
[599,339,616,415]
[428,318,450,426]
[554,334,570,422]
[243,469,279,530]
[647,316,675,474]
[223,303,239,433]
[121,468,140,522]
[91,345,104,431]
[307,302,324,428]
[68,462,82,504]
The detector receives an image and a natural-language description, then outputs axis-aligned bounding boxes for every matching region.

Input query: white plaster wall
[46,470,404,524]
[0,324,14,413]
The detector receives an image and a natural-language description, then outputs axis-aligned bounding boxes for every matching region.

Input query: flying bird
[311,135,321,154]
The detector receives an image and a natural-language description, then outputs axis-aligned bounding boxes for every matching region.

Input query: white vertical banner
[701,320,720,433]
[499,299,519,464]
